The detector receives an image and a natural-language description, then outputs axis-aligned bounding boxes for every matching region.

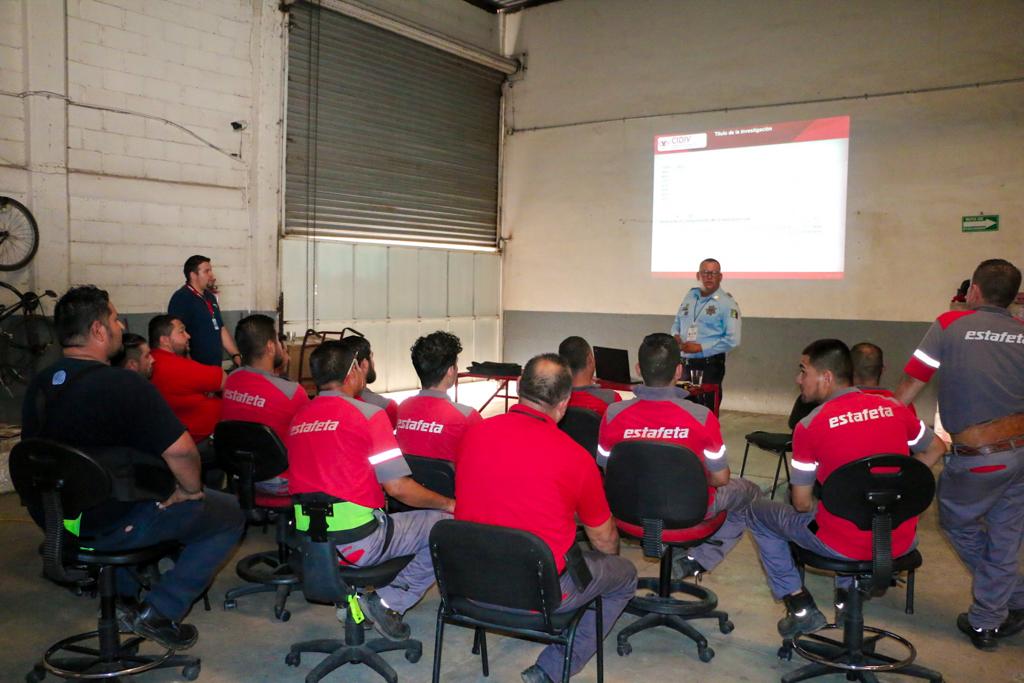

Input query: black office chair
[11,438,200,682]
[777,455,942,683]
[605,440,733,663]
[740,395,820,499]
[429,519,604,683]
[215,420,300,621]
[386,455,455,514]
[284,494,422,683]
[558,407,602,461]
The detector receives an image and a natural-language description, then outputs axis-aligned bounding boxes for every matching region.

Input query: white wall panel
[448,317,475,367]
[388,247,419,319]
[473,252,500,316]
[448,252,475,317]
[315,241,354,322]
[353,244,388,319]
[282,239,311,323]
[474,316,501,363]
[418,249,448,318]
[385,319,421,391]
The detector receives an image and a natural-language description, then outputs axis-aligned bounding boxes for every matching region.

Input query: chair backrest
[10,438,113,584]
[558,407,601,460]
[290,492,361,604]
[429,519,563,632]
[820,454,935,594]
[214,420,288,510]
[387,455,456,514]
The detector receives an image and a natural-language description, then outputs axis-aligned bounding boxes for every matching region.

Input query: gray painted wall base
[503,310,937,420]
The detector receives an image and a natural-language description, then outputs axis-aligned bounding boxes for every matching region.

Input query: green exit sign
[962,214,999,232]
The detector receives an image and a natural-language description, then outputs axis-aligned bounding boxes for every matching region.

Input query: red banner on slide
[654,116,849,155]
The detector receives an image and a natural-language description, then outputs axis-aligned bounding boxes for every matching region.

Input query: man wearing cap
[896,258,1024,651]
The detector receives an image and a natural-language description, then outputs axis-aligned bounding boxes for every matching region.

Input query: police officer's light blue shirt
[670,287,742,358]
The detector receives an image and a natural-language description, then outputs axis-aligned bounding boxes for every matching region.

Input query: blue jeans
[88,489,245,621]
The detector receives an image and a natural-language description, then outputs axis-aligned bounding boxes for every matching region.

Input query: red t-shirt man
[456,404,611,573]
[568,385,621,417]
[150,347,222,442]
[395,389,482,463]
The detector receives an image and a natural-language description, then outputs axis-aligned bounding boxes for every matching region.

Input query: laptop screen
[592,346,634,384]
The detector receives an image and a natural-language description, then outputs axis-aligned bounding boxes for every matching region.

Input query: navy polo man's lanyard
[186,285,217,327]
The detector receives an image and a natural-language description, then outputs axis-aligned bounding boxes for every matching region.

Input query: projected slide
[651,116,849,279]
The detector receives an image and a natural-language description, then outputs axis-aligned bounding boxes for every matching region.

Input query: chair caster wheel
[223,599,237,610]
[777,643,793,661]
[182,663,201,681]
[698,646,714,663]
[26,665,46,683]
[285,651,301,667]
[275,607,291,622]
[405,642,423,663]
[719,619,734,634]
[616,641,632,656]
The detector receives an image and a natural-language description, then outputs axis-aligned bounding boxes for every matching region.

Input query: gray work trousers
[336,509,450,614]
[688,476,762,571]
[536,551,638,681]
[938,446,1024,629]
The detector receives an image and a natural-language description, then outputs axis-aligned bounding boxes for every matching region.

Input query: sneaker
[359,592,410,641]
[996,608,1024,639]
[521,664,554,683]
[128,604,198,651]
[957,613,997,651]
[671,555,707,581]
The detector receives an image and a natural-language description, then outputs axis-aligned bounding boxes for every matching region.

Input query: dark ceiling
[460,0,564,14]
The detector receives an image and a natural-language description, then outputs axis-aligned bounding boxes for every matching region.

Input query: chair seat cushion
[74,541,180,566]
[337,554,414,588]
[745,431,792,452]
[255,492,292,509]
[616,510,726,544]
[446,596,576,633]
[793,545,923,574]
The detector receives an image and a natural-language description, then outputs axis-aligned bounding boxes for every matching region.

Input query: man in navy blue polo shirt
[168,255,241,367]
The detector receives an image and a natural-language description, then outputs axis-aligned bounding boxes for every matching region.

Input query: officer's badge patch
[730,309,739,319]
[707,305,717,315]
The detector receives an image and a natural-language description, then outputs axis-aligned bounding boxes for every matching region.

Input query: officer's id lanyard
[187,284,219,331]
[686,291,714,342]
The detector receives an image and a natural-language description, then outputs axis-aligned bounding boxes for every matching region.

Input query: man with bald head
[852,342,917,417]
[457,354,637,683]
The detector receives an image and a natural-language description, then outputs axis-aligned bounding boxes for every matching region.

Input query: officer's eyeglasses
[698,271,722,277]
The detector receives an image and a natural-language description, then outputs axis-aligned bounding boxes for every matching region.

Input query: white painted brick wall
[0,0,25,167]
[62,0,256,313]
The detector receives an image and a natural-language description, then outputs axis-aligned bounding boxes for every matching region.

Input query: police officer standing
[896,258,1024,651]
[670,258,741,405]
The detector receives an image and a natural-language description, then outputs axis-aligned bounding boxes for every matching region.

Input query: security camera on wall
[231,121,248,131]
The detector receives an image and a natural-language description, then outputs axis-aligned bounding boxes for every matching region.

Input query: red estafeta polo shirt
[395,389,482,462]
[221,367,310,444]
[150,348,222,441]
[858,386,917,418]
[286,390,409,509]
[455,404,611,573]
[568,384,621,417]
[791,387,936,559]
[597,384,727,507]
[358,388,399,429]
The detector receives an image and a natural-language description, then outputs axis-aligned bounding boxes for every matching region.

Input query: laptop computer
[592,346,638,385]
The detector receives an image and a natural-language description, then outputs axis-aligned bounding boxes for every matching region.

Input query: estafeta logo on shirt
[964,330,1024,344]
[289,419,340,435]
[223,389,266,408]
[623,426,690,439]
[828,406,894,429]
[396,418,444,434]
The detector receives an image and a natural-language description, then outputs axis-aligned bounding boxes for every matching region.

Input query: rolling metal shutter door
[286,2,505,248]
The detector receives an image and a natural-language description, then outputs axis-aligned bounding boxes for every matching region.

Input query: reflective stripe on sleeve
[704,445,726,460]
[908,420,927,447]
[597,445,610,458]
[912,349,940,369]
[791,459,817,472]
[368,448,403,465]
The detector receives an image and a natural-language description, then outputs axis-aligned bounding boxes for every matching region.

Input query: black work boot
[957,613,998,651]
[359,591,410,641]
[671,554,707,581]
[129,603,198,651]
[778,589,826,639]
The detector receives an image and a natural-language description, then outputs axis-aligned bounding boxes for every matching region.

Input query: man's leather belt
[952,435,1024,457]
[952,413,1024,448]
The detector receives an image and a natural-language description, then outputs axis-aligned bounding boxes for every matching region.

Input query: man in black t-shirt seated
[22,286,244,651]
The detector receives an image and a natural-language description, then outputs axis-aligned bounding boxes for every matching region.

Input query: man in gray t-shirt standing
[896,258,1024,651]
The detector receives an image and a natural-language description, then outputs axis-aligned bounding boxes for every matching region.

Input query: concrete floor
[1,409,1022,682]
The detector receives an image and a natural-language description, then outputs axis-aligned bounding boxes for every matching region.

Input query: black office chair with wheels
[429,519,604,683]
[740,395,820,499]
[11,438,201,683]
[605,440,733,663]
[215,420,300,621]
[777,454,942,683]
[285,494,422,683]
[386,455,455,514]
[558,407,602,462]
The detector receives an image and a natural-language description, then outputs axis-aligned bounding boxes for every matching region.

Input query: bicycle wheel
[0,197,40,271]
[3,314,58,383]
